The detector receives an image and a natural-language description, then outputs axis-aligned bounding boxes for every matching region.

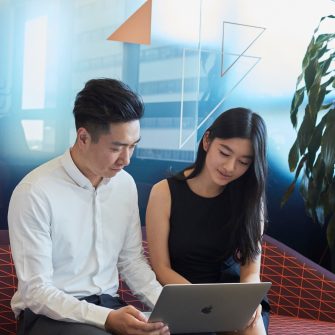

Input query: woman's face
[203,135,254,187]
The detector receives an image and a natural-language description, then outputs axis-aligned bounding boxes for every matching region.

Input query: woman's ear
[202,131,210,152]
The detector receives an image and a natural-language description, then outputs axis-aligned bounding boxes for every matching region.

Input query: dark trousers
[17,294,127,335]
[17,292,270,335]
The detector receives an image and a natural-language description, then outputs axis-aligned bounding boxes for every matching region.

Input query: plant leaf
[308,73,322,116]
[282,155,307,206]
[288,139,300,172]
[315,206,325,226]
[299,173,309,204]
[306,116,326,171]
[290,87,305,127]
[296,105,317,154]
[321,102,334,110]
[281,181,296,207]
[312,157,326,212]
[305,156,325,217]
[327,212,335,249]
[304,58,318,93]
[286,14,335,242]
[321,108,335,181]
[302,37,315,71]
[315,33,335,44]
[314,15,335,36]
[312,61,334,113]
[322,181,335,218]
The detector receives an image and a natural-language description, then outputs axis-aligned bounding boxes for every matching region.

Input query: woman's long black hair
[176,107,268,265]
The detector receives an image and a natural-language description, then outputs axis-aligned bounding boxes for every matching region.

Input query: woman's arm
[240,202,265,283]
[240,252,261,283]
[146,179,190,285]
[239,210,266,333]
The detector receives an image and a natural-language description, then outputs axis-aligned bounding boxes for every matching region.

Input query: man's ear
[202,131,210,152]
[77,128,90,146]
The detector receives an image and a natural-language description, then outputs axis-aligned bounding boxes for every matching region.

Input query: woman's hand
[246,304,262,329]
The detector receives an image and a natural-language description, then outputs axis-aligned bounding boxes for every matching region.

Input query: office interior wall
[0,0,334,269]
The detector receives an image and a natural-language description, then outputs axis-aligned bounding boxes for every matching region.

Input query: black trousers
[17,291,269,335]
[17,294,127,335]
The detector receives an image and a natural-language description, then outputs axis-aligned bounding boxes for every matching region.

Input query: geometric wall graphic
[178,20,265,150]
[178,48,201,151]
[107,0,152,45]
[178,50,261,149]
[195,52,261,136]
[221,21,265,76]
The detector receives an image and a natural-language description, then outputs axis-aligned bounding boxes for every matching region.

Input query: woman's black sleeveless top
[167,177,232,284]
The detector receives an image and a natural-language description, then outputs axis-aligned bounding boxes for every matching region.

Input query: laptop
[146,282,271,333]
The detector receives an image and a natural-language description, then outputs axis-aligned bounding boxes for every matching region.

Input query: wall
[0,0,334,269]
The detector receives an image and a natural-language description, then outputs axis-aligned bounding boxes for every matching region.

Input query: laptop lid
[148,282,271,333]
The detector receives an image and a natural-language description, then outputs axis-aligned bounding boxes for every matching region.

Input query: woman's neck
[185,168,224,198]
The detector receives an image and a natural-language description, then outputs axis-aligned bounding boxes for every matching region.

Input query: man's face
[78,120,140,185]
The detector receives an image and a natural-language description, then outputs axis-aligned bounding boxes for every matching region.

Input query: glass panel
[137,45,200,162]
[21,120,44,150]
[21,120,55,152]
[22,16,48,109]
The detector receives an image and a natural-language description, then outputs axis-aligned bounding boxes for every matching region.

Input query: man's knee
[57,322,110,335]
[19,310,109,335]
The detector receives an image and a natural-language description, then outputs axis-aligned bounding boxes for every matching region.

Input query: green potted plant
[281,14,335,271]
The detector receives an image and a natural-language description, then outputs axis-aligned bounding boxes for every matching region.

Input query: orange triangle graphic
[107,0,152,45]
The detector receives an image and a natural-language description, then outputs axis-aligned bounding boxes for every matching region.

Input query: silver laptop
[146,282,271,333]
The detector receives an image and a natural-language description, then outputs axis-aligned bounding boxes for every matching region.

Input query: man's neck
[70,145,102,188]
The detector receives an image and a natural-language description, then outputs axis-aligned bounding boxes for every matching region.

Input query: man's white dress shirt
[8,149,162,329]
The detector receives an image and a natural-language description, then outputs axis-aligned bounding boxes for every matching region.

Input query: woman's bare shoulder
[150,179,170,199]
[147,179,172,218]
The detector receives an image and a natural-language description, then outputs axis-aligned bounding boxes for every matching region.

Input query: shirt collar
[61,149,112,189]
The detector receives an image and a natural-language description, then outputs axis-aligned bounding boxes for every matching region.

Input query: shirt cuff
[85,304,111,329]
[142,285,162,309]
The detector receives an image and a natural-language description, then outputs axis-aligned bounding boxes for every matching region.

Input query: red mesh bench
[1,229,335,335]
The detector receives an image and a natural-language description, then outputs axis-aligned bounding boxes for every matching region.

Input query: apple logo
[201,305,213,314]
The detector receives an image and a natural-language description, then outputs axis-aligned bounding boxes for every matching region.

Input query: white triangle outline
[221,21,265,77]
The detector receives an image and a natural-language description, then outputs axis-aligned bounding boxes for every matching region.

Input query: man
[8,78,169,335]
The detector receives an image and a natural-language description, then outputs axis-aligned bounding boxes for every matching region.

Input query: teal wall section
[0,0,334,269]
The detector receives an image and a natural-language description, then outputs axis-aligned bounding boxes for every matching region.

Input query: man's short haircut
[73,78,144,142]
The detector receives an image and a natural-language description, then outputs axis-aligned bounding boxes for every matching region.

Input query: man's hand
[105,305,170,335]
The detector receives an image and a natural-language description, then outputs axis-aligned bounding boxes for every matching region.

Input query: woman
[146,107,270,335]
